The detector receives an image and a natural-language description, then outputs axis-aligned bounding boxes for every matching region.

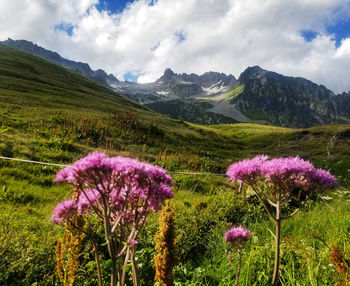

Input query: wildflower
[225,225,251,286]
[225,225,252,248]
[129,239,138,246]
[226,155,338,285]
[53,152,174,286]
[226,155,268,184]
[52,200,77,225]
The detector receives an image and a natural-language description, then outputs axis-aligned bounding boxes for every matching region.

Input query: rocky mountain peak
[197,71,237,88]
[157,68,237,88]
[162,68,176,80]
[232,66,342,127]
[5,38,350,128]
[238,66,266,83]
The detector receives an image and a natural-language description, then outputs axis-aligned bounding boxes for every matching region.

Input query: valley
[3,39,350,128]
[0,44,350,285]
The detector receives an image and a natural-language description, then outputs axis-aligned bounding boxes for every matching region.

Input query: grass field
[1,45,350,285]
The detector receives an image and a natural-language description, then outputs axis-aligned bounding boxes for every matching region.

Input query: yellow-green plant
[154,200,178,286]
[55,219,85,286]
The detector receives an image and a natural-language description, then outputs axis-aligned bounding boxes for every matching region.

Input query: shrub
[227,155,338,285]
[52,151,174,286]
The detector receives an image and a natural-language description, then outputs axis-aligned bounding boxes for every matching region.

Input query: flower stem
[131,248,140,286]
[121,247,130,286]
[272,200,281,285]
[235,248,242,286]
[91,238,103,286]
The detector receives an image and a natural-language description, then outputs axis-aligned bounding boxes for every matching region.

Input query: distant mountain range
[0,38,119,86]
[2,38,350,128]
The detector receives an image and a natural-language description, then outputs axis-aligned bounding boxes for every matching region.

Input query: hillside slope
[4,39,350,128]
[0,45,146,116]
[1,43,350,285]
[0,45,243,171]
[231,66,348,128]
[1,45,350,171]
[0,38,119,86]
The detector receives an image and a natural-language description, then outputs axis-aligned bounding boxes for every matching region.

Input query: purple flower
[53,152,174,227]
[51,199,78,225]
[225,226,251,247]
[77,189,101,214]
[227,155,338,195]
[226,156,338,284]
[129,239,138,246]
[148,184,174,211]
[260,156,314,187]
[226,155,269,184]
[312,168,339,189]
[52,152,175,284]
[55,151,111,184]
[55,152,173,189]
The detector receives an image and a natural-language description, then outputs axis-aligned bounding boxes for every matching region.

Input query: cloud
[0,0,350,93]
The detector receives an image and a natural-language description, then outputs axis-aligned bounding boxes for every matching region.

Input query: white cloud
[0,0,350,93]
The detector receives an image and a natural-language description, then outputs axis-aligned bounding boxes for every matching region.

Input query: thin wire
[169,171,227,177]
[0,156,227,176]
[0,156,67,167]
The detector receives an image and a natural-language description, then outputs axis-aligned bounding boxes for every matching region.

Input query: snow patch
[203,81,227,94]
[156,91,170,95]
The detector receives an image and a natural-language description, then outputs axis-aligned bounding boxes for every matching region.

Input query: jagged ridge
[3,38,350,128]
[232,66,349,127]
[0,38,119,86]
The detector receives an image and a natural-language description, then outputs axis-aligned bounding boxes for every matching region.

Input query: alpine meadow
[1,40,350,286]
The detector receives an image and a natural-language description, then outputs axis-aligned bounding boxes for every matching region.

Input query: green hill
[1,46,350,285]
[0,45,244,169]
[2,45,350,171]
[0,46,146,115]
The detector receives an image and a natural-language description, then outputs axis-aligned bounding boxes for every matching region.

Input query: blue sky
[96,0,157,14]
[327,17,350,47]
[1,0,350,92]
[99,0,350,49]
[96,0,132,14]
[301,17,350,48]
[54,23,75,36]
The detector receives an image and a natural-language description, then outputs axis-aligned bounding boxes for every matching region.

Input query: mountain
[114,67,350,128]
[0,39,238,124]
[0,44,244,161]
[3,42,350,176]
[230,66,343,128]
[156,68,237,92]
[0,38,119,86]
[0,45,144,115]
[154,68,204,98]
[333,91,350,118]
[114,68,237,101]
[112,68,239,124]
[3,39,350,128]
[4,42,350,286]
[144,66,350,128]
[179,70,237,88]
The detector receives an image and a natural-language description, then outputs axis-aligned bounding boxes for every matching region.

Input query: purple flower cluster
[226,155,269,184]
[312,168,339,189]
[52,200,77,224]
[52,152,174,225]
[227,155,338,193]
[225,226,251,247]
[227,155,338,285]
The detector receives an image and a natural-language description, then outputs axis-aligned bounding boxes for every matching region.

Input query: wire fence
[0,155,227,177]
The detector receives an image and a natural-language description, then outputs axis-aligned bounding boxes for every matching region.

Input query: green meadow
[1,45,350,285]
